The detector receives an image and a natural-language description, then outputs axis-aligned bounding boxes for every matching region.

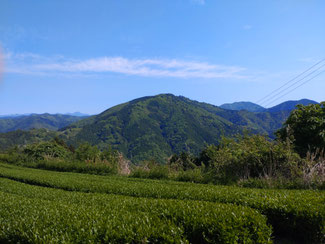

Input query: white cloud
[243,25,252,30]
[191,0,205,5]
[297,57,319,63]
[4,51,248,79]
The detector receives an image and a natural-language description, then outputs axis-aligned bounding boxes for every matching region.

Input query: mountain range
[220,99,317,112]
[0,114,87,133]
[0,94,319,162]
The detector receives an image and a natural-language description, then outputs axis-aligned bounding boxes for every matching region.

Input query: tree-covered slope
[180,99,290,138]
[220,101,266,112]
[62,94,242,162]
[61,94,318,163]
[1,95,318,163]
[266,99,318,112]
[0,114,87,133]
[0,129,59,151]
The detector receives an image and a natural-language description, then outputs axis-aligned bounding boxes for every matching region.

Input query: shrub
[198,134,302,184]
[75,142,101,162]
[0,177,272,243]
[1,163,323,243]
[175,168,205,183]
[130,160,169,180]
[23,141,72,160]
[277,102,325,157]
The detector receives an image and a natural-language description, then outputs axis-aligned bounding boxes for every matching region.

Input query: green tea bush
[0,163,323,243]
[131,160,169,179]
[0,178,272,243]
[35,159,118,175]
[175,168,205,183]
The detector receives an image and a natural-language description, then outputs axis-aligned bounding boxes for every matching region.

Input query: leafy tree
[168,152,197,171]
[277,102,325,156]
[75,142,101,162]
[24,141,71,160]
[197,134,301,183]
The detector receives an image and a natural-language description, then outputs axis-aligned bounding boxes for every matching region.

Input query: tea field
[0,162,324,243]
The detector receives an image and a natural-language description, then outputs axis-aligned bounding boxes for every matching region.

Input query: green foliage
[267,99,318,113]
[131,160,169,179]
[175,168,205,183]
[168,152,198,171]
[198,134,301,184]
[0,139,120,175]
[277,102,325,156]
[1,95,312,163]
[24,141,72,160]
[0,177,272,243]
[75,142,101,162]
[0,113,86,133]
[0,163,324,243]
[0,128,59,151]
[61,94,296,163]
[220,101,266,112]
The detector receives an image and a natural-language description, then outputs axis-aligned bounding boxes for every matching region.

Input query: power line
[259,62,325,106]
[256,58,325,104]
[264,69,325,107]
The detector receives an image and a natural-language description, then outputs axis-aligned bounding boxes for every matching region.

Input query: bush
[24,141,72,160]
[175,168,205,183]
[277,102,325,157]
[130,160,169,180]
[0,178,272,243]
[198,134,302,184]
[75,142,101,162]
[0,163,324,243]
[0,141,120,176]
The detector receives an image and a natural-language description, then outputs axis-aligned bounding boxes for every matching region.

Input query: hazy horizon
[0,93,320,116]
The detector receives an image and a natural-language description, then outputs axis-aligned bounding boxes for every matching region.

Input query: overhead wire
[263,68,325,107]
[259,62,325,106]
[256,58,325,105]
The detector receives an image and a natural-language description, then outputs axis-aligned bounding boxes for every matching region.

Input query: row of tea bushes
[0,163,324,242]
[0,178,271,243]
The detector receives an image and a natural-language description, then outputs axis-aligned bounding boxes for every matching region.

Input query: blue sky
[0,0,324,115]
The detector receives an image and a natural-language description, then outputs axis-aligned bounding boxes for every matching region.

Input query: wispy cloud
[297,57,320,63]
[191,0,205,5]
[4,51,248,79]
[243,25,252,30]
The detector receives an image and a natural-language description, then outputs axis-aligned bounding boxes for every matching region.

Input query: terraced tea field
[0,162,324,243]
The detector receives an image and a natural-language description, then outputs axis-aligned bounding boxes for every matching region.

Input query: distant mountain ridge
[0,94,319,162]
[59,94,318,162]
[220,102,265,112]
[220,99,318,112]
[0,112,90,118]
[266,99,318,112]
[0,114,88,133]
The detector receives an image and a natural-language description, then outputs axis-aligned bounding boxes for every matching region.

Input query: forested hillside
[220,101,266,112]
[0,94,318,163]
[0,114,87,133]
[60,94,315,162]
[62,94,241,162]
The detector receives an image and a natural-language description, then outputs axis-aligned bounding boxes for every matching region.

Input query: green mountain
[1,95,317,163]
[220,102,266,112]
[0,114,87,133]
[266,99,318,112]
[0,129,59,152]
[60,94,292,163]
[61,94,243,162]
